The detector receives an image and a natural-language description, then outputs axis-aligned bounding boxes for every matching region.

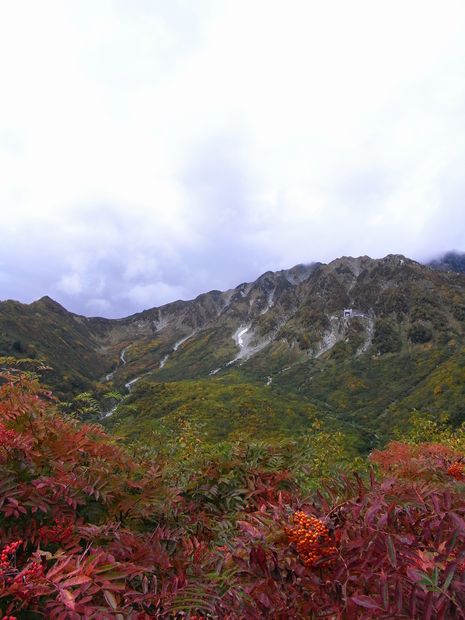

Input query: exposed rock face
[1,254,465,394]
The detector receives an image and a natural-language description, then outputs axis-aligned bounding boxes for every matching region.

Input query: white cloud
[123,254,159,281]
[57,273,83,296]
[1,1,465,316]
[124,282,189,308]
[86,297,112,314]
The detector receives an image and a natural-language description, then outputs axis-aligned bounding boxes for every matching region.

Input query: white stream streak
[120,346,129,365]
[125,376,142,390]
[120,346,144,390]
[159,333,195,368]
[226,325,251,366]
[104,345,129,383]
[236,326,249,348]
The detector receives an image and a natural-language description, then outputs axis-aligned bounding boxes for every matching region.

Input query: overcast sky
[2,1,465,317]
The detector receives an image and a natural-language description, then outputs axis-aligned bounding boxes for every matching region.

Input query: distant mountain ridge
[0,262,320,392]
[1,252,465,434]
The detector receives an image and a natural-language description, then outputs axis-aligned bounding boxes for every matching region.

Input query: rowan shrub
[2,365,465,617]
[0,367,184,617]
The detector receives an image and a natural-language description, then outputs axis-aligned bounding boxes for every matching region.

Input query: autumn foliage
[1,367,465,617]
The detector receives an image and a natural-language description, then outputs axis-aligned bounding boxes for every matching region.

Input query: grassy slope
[105,377,332,445]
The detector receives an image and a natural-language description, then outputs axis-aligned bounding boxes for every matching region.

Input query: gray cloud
[1,1,465,317]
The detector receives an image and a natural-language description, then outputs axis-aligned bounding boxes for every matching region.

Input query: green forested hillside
[106,376,341,443]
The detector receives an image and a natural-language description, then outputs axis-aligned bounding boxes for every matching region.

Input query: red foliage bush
[0,369,187,618]
[370,440,461,481]
[2,367,465,618]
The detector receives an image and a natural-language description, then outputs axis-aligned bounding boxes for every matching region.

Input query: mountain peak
[34,295,66,309]
[30,296,73,317]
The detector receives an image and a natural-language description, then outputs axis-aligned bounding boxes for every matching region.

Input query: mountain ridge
[2,250,463,320]
[1,252,465,423]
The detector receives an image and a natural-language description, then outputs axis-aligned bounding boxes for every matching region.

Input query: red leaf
[59,589,76,610]
[386,534,397,568]
[365,500,382,525]
[61,575,92,587]
[249,547,267,573]
[424,591,434,620]
[351,595,382,610]
[104,590,118,610]
[237,520,262,538]
[449,512,465,533]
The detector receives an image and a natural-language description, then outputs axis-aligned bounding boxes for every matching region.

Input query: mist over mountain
[429,250,465,274]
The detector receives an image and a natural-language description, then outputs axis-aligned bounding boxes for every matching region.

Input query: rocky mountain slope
[1,252,465,446]
[110,253,465,389]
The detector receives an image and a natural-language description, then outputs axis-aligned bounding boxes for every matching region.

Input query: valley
[1,252,465,451]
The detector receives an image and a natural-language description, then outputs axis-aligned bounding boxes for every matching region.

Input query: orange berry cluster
[285,511,337,568]
[447,462,465,480]
[0,541,22,571]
